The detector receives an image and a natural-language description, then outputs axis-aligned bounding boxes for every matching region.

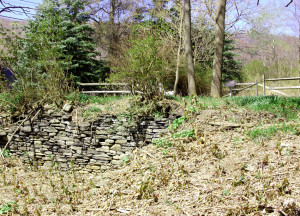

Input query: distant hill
[0,16,26,31]
[232,32,299,67]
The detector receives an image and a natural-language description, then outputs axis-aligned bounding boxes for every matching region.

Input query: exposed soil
[0,106,299,215]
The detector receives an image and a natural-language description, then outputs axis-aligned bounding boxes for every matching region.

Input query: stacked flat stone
[3,105,179,173]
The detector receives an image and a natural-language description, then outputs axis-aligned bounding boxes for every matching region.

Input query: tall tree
[289,0,300,92]
[211,0,226,98]
[16,0,102,84]
[108,0,116,60]
[184,0,197,96]
[173,5,183,96]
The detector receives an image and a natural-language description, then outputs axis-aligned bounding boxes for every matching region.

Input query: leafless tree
[0,0,32,15]
[210,0,226,97]
[184,0,197,96]
[257,0,293,7]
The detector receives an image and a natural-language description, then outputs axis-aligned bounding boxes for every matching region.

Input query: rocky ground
[0,104,299,215]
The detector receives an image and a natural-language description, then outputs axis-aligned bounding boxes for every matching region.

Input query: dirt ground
[0,106,299,215]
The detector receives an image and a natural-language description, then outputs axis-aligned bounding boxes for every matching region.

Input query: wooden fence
[228,75,300,97]
[79,83,132,95]
[79,83,143,95]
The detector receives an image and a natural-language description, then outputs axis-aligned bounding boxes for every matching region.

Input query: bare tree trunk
[211,0,226,98]
[109,0,116,60]
[184,0,197,96]
[298,26,300,95]
[174,9,183,96]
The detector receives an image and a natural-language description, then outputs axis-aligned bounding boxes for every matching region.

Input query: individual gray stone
[43,127,58,133]
[153,129,167,133]
[87,165,101,170]
[110,144,122,151]
[105,139,115,144]
[56,136,71,141]
[63,103,73,112]
[79,122,90,127]
[96,135,108,139]
[0,131,7,136]
[62,115,72,121]
[66,141,75,145]
[34,141,42,146]
[48,110,54,115]
[96,130,108,135]
[115,139,127,144]
[21,126,32,133]
[50,119,60,124]
[92,155,111,161]
[87,149,98,155]
[111,160,123,166]
[110,135,124,140]
[44,104,53,110]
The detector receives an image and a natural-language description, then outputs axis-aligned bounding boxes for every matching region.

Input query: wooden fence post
[255,80,258,96]
[262,74,265,96]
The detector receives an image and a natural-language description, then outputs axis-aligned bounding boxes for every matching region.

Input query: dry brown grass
[0,106,299,215]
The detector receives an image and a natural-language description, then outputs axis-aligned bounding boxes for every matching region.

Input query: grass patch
[0,92,19,113]
[67,93,127,105]
[247,123,299,141]
[227,96,300,120]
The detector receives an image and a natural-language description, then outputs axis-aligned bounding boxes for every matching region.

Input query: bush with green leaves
[109,21,170,100]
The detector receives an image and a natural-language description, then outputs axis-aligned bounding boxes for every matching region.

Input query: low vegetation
[0,0,299,214]
[0,96,299,215]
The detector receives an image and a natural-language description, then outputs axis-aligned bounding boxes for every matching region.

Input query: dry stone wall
[2,106,179,173]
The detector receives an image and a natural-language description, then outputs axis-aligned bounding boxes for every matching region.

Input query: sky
[0,0,42,21]
[0,0,299,37]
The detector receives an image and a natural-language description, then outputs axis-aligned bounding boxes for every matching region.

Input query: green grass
[247,123,299,141]
[227,96,300,120]
[0,92,19,112]
[68,93,128,105]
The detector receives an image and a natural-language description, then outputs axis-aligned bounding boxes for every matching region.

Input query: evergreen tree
[222,37,242,82]
[20,0,103,84]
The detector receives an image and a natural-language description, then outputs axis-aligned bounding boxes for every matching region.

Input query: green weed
[153,138,172,148]
[123,155,132,165]
[0,149,11,158]
[172,129,195,139]
[0,201,17,214]
[223,189,231,196]
[232,174,247,186]
[137,177,155,200]
[168,116,186,131]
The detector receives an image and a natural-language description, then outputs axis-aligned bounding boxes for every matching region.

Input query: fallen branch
[0,109,41,158]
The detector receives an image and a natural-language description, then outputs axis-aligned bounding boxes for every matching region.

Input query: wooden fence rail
[80,83,128,86]
[79,83,143,95]
[226,75,300,97]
